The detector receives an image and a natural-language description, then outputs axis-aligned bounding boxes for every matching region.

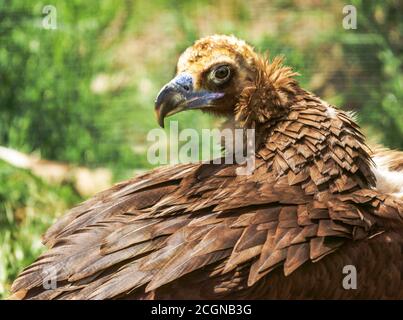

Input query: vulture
[10,35,403,300]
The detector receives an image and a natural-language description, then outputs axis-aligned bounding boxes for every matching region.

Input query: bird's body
[10,35,403,300]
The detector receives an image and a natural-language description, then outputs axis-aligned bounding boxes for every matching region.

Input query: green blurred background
[0,0,401,297]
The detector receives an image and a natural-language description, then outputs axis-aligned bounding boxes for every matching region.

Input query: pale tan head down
[176,35,258,89]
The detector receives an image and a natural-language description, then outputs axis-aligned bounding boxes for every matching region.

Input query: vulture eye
[211,65,231,84]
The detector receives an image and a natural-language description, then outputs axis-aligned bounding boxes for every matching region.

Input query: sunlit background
[0,0,401,297]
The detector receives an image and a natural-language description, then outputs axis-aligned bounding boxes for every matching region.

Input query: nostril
[173,73,193,93]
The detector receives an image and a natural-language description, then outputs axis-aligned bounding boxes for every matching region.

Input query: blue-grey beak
[154,73,224,128]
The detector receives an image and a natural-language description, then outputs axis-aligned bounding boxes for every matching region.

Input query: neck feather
[235,56,301,129]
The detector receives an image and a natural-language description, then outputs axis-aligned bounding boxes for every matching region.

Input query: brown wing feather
[11,99,403,300]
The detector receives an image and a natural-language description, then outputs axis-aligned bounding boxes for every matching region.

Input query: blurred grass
[0,0,401,298]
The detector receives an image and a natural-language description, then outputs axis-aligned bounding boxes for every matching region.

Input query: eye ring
[211,65,231,84]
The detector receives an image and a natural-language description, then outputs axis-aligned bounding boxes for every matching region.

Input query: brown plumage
[10,35,403,300]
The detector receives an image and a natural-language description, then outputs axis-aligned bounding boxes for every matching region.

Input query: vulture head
[155,34,300,128]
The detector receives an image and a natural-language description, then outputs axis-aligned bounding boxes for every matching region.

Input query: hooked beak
[154,73,224,128]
